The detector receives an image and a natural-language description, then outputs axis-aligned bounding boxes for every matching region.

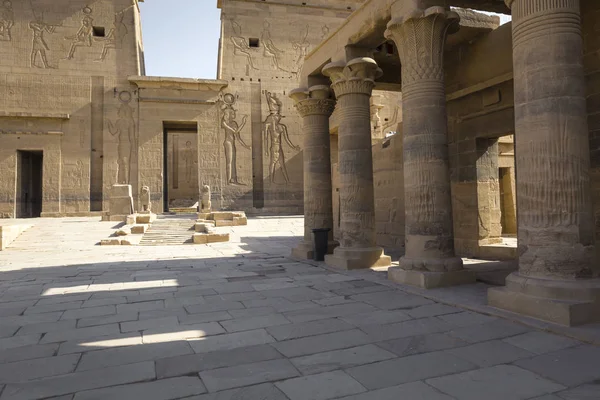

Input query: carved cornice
[322,58,382,98]
[290,85,336,117]
[385,7,459,87]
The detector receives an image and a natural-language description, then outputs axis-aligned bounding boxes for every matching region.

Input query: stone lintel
[128,75,228,92]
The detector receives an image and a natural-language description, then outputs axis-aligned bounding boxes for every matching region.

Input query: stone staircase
[138,215,195,246]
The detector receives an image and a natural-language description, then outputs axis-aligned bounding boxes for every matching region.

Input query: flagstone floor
[0,216,598,400]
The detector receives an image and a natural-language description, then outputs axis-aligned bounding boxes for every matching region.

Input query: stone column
[488,0,600,326]
[321,57,391,270]
[289,85,337,259]
[385,6,474,288]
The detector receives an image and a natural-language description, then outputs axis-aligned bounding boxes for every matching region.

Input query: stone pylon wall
[216,0,356,214]
[0,0,144,217]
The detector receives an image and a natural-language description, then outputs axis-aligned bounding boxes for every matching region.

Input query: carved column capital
[505,0,515,8]
[321,58,382,98]
[289,85,336,117]
[385,7,459,88]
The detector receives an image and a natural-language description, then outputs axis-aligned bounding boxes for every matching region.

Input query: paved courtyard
[0,217,599,400]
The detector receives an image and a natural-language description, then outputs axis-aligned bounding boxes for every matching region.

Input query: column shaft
[385,6,472,287]
[290,86,336,259]
[488,0,600,326]
[337,92,376,248]
[321,58,391,269]
[511,0,595,278]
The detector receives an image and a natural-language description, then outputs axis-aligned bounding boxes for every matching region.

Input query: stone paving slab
[72,376,207,400]
[276,370,367,400]
[336,381,455,400]
[0,217,598,400]
[426,365,566,400]
[199,359,300,392]
[156,344,282,379]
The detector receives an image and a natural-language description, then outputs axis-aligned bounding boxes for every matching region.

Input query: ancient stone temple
[0,0,382,216]
[2,0,600,327]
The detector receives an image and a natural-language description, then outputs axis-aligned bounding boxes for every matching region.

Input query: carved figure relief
[321,25,330,39]
[95,11,128,62]
[0,0,13,42]
[108,91,137,184]
[64,160,84,188]
[181,140,195,183]
[64,7,93,60]
[30,16,59,69]
[230,20,258,69]
[291,25,310,74]
[263,92,299,184]
[201,184,211,211]
[261,20,285,70]
[140,185,151,212]
[220,93,250,185]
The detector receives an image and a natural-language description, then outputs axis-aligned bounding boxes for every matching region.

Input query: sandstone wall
[0,0,143,217]
[217,0,356,214]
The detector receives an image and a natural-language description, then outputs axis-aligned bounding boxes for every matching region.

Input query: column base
[291,240,338,260]
[325,247,391,270]
[388,266,475,289]
[488,273,600,326]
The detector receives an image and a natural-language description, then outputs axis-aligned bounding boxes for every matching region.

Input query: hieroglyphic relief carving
[64,7,93,60]
[220,93,250,185]
[321,25,330,39]
[108,91,136,184]
[230,19,258,69]
[181,140,195,183]
[263,92,299,184]
[95,11,128,62]
[0,0,13,42]
[261,21,285,70]
[291,25,310,74]
[64,160,85,188]
[30,16,59,69]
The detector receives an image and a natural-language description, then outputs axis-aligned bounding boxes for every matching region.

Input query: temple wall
[217,0,355,214]
[0,0,143,217]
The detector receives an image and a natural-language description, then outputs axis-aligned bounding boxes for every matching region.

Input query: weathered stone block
[193,234,208,244]
[100,239,121,246]
[207,233,230,243]
[136,214,156,224]
[131,224,148,234]
[233,216,248,225]
[215,220,234,227]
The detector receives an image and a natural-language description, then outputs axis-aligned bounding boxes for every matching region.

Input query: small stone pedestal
[103,184,134,222]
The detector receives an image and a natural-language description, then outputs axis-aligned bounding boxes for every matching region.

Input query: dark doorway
[163,121,198,212]
[17,150,43,218]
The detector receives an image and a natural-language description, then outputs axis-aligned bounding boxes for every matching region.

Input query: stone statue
[140,185,151,212]
[201,184,211,212]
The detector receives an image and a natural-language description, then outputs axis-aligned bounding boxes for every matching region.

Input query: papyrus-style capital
[321,58,382,98]
[505,0,514,8]
[290,85,336,117]
[385,7,459,88]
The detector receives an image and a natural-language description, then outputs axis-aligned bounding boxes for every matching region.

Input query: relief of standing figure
[0,0,14,42]
[108,93,136,184]
[221,94,250,185]
[30,17,59,68]
[265,113,299,184]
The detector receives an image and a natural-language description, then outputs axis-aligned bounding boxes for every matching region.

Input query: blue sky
[139,0,221,79]
[138,1,510,79]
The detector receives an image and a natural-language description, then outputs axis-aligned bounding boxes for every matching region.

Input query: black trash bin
[312,228,330,261]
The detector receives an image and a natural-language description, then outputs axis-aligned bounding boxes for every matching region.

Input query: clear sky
[139,0,221,79]
[138,1,510,80]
